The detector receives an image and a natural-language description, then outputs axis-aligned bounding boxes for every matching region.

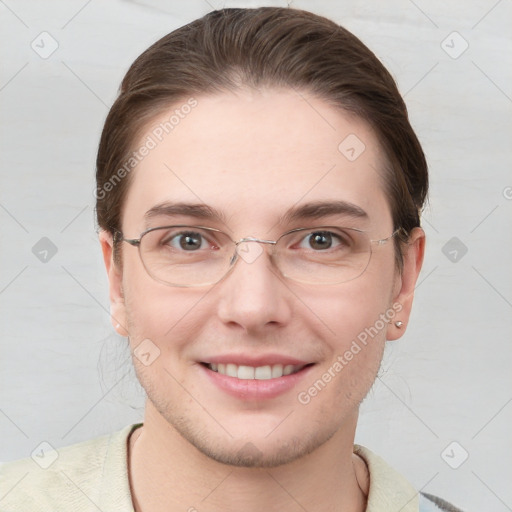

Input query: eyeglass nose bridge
[236,236,277,245]
[230,236,278,266]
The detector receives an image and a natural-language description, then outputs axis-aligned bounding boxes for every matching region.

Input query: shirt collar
[354,444,419,512]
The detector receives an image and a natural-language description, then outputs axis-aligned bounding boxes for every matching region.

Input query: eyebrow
[278,200,368,224]
[144,200,368,226]
[144,202,229,225]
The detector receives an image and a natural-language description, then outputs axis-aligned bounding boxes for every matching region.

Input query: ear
[99,230,129,337]
[387,227,425,341]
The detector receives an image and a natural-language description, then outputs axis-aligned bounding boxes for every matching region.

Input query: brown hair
[96,7,428,269]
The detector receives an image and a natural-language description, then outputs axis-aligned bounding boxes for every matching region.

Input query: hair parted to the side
[96,7,428,269]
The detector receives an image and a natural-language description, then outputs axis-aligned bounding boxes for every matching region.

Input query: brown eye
[308,232,335,250]
[161,230,209,251]
[298,230,348,251]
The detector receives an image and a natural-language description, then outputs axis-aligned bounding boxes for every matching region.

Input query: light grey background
[1,0,511,510]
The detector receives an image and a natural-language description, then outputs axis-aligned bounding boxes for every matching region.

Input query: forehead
[122,88,392,233]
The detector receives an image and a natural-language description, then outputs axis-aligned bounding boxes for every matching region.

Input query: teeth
[271,364,283,378]
[254,365,271,380]
[283,364,294,376]
[226,363,238,378]
[207,362,305,380]
[238,365,255,379]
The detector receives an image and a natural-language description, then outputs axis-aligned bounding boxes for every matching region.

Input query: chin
[191,435,330,468]
[164,407,339,468]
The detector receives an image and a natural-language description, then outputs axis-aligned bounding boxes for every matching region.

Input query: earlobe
[387,227,426,341]
[111,306,129,337]
[99,230,129,337]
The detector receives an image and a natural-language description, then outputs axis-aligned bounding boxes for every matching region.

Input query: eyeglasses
[115,225,403,287]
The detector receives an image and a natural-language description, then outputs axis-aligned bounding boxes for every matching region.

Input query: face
[101,87,424,467]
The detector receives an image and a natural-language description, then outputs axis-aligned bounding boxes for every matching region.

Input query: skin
[100,87,425,512]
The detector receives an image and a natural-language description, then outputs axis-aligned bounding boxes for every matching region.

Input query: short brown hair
[96,7,428,268]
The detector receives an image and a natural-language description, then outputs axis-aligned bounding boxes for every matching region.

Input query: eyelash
[160,229,349,252]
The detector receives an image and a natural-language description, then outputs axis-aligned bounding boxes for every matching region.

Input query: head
[97,7,426,467]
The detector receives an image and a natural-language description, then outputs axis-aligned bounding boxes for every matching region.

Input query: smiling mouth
[201,362,313,380]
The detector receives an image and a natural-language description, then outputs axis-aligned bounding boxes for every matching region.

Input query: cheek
[304,264,395,389]
[120,252,203,349]
[314,267,395,346]
[122,284,207,399]
[124,285,204,345]
[297,289,389,415]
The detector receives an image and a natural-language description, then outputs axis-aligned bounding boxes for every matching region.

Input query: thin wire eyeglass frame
[115,225,405,288]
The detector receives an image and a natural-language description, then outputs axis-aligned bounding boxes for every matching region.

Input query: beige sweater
[0,423,460,511]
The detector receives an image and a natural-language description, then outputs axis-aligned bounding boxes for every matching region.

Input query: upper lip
[200,354,313,366]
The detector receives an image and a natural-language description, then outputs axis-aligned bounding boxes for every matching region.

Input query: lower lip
[199,363,315,400]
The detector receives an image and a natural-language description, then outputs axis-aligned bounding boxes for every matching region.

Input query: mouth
[199,359,316,400]
[201,362,313,380]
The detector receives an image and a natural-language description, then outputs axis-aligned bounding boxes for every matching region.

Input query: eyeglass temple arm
[371,227,408,245]
[113,231,141,247]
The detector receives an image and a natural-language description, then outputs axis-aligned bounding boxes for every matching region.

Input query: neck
[128,402,369,512]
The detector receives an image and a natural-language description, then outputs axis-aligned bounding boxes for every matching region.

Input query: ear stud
[394,321,404,328]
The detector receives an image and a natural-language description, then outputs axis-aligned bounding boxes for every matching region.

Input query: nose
[215,240,292,334]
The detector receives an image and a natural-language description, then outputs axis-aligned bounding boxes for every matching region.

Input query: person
[0,7,465,512]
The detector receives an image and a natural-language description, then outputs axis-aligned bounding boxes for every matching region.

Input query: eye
[162,229,214,251]
[297,230,350,251]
